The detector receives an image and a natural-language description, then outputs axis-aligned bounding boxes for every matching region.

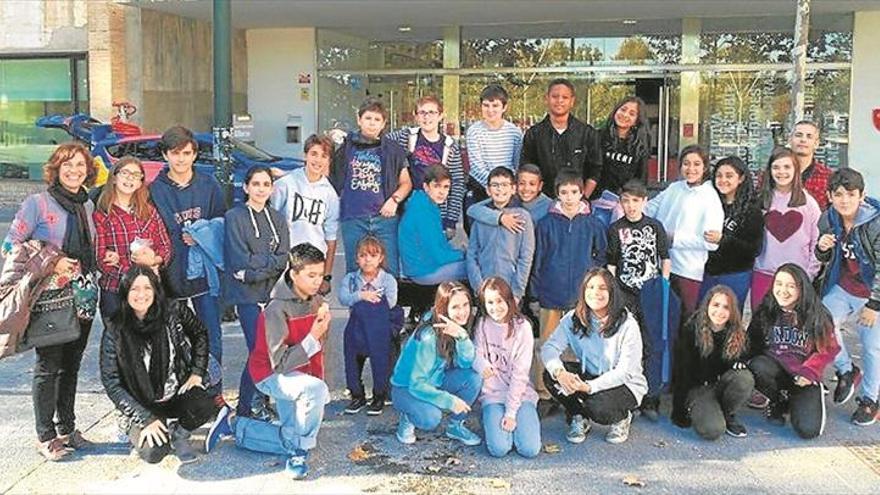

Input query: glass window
[0,56,86,180]
[318,29,443,71]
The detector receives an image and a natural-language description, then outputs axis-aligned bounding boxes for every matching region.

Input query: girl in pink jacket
[473,277,541,458]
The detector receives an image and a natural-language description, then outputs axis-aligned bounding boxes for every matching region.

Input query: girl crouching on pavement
[541,267,647,445]
[672,285,754,439]
[390,281,483,447]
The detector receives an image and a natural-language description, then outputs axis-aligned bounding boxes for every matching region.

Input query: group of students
[3,76,879,482]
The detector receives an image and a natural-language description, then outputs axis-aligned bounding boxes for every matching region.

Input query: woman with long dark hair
[390,281,483,447]
[589,96,651,199]
[2,143,99,460]
[672,285,754,440]
[747,263,839,439]
[700,156,764,311]
[100,266,228,464]
[541,268,647,445]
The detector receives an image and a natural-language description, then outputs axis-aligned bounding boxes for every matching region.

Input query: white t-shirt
[270,167,340,255]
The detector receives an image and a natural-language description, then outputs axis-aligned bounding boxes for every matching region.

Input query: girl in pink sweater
[473,277,541,458]
[751,147,821,310]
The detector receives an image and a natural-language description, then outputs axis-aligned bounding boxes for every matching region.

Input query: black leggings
[749,355,826,439]
[33,319,93,443]
[127,387,220,464]
[543,361,638,425]
[687,369,755,440]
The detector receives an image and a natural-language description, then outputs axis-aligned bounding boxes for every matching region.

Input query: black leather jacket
[100,301,209,429]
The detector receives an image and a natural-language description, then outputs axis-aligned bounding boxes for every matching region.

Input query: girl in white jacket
[645,145,725,315]
[541,268,647,445]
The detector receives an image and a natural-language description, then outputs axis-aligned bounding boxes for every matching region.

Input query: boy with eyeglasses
[466,166,535,302]
[387,95,465,236]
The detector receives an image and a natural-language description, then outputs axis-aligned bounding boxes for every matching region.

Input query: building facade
[2,1,880,189]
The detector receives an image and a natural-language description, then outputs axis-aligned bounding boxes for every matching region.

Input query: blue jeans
[391,367,481,431]
[191,293,223,365]
[699,270,752,314]
[234,371,330,455]
[410,260,467,285]
[824,284,880,401]
[236,304,268,416]
[482,402,541,458]
[340,215,400,277]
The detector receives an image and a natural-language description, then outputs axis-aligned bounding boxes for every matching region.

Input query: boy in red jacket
[206,243,331,480]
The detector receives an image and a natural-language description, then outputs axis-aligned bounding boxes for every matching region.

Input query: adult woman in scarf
[2,143,99,461]
[100,266,228,464]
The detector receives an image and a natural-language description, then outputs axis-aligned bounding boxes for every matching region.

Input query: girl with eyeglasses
[94,156,172,322]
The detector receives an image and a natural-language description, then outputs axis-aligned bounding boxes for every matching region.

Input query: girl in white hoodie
[645,145,725,315]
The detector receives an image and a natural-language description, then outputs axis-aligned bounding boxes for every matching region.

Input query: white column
[849,11,880,192]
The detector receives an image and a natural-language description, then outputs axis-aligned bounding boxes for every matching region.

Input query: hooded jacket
[149,169,226,298]
[472,316,539,419]
[248,276,325,384]
[532,201,607,309]
[330,131,409,220]
[398,190,465,278]
[520,114,602,198]
[816,196,880,309]
[100,301,209,431]
[466,202,535,299]
[224,204,290,306]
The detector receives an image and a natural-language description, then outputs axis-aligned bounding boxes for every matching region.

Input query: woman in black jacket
[672,285,754,440]
[700,156,764,312]
[100,266,229,464]
[590,96,651,199]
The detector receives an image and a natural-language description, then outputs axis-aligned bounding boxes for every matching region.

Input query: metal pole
[212,0,233,204]
[791,0,811,124]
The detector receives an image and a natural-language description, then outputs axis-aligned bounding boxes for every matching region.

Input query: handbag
[19,284,79,351]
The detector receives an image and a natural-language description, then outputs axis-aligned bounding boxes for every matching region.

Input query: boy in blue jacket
[816,168,880,426]
[530,169,607,411]
[399,165,467,284]
[150,126,226,364]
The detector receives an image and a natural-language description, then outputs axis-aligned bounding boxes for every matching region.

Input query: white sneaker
[566,415,591,444]
[605,411,632,444]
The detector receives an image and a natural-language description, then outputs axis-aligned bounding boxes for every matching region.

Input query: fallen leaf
[348,444,374,462]
[543,443,562,454]
[445,456,461,466]
[622,475,646,488]
[425,464,442,473]
[489,478,510,489]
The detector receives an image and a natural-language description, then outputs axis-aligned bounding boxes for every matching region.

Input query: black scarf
[115,305,172,405]
[48,183,96,273]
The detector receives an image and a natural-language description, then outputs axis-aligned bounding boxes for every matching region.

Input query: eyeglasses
[416,110,440,117]
[488,182,512,189]
[116,169,145,181]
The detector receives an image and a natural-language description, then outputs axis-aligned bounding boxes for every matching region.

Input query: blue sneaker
[285,450,309,480]
[205,405,232,453]
[445,419,481,446]
[396,413,416,444]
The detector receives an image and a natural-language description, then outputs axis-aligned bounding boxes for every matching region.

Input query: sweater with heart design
[754,189,821,278]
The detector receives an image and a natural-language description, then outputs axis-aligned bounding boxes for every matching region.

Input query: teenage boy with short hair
[330,97,412,277]
[466,166,535,301]
[606,179,671,420]
[530,169,607,412]
[150,125,226,363]
[521,78,601,199]
[387,96,465,235]
[464,84,523,231]
[816,168,880,425]
[467,163,552,234]
[790,120,832,211]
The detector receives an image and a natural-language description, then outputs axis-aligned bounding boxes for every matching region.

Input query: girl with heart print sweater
[752,147,821,310]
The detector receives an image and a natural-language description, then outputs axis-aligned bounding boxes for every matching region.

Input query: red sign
[683,123,694,138]
[874,108,880,132]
